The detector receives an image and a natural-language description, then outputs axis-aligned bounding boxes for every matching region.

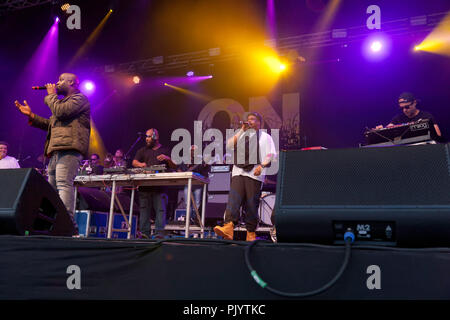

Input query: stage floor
[1,235,450,301]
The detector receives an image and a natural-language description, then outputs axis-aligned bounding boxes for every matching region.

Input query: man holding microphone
[14,73,91,234]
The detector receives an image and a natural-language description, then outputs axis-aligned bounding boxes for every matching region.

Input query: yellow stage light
[61,3,70,12]
[414,13,450,57]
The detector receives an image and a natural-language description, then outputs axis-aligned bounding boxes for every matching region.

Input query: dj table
[74,172,209,239]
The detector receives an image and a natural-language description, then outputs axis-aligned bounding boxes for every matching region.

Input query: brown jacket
[29,92,91,157]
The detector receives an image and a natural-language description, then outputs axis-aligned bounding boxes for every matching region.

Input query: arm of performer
[14,100,50,131]
[254,134,277,177]
[226,122,249,150]
[156,154,177,169]
[44,83,88,121]
[434,124,442,137]
[132,159,147,168]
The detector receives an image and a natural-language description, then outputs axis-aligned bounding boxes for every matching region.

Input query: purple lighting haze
[265,0,277,43]
[19,19,59,90]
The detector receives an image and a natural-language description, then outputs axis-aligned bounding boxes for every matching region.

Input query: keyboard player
[376,92,442,138]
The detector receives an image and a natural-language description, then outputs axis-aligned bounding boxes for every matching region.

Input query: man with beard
[132,128,176,239]
[214,112,277,241]
[14,73,90,234]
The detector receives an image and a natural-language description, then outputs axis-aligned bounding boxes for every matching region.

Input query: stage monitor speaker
[274,143,450,247]
[205,193,228,219]
[0,168,75,236]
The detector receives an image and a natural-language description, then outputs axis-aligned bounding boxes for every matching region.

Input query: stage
[1,235,450,300]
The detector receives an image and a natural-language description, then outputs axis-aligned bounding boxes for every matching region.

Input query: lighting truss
[87,11,440,75]
[0,0,53,15]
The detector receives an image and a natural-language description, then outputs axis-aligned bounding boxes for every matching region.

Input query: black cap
[246,111,263,123]
[398,92,416,103]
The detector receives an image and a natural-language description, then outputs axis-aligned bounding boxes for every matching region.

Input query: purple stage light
[80,80,95,94]
[370,41,383,52]
[362,34,391,61]
[186,71,194,77]
[55,17,60,23]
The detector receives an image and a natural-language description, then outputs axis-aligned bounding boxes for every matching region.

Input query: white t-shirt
[0,156,20,169]
[230,130,277,183]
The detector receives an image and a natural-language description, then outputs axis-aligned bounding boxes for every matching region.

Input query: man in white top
[0,141,20,169]
[214,112,277,241]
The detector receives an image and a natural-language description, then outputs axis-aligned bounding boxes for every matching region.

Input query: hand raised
[14,100,32,117]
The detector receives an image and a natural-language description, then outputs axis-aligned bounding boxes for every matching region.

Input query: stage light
[81,80,95,94]
[61,3,70,12]
[263,56,287,73]
[370,41,383,52]
[414,12,450,57]
[164,83,168,86]
[55,17,60,24]
[132,76,140,84]
[186,71,194,77]
[362,34,391,61]
[85,82,94,90]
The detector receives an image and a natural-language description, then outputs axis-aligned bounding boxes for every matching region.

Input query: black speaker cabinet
[275,143,450,247]
[0,168,75,236]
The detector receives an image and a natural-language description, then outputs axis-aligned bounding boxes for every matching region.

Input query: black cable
[244,234,354,298]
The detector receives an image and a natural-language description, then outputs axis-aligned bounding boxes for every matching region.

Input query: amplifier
[208,172,231,192]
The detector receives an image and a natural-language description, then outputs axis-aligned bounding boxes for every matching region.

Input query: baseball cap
[398,92,416,103]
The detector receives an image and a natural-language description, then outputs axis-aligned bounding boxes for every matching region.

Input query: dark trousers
[224,175,262,232]
[138,190,167,236]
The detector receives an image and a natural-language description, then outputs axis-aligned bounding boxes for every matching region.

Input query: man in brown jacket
[15,73,90,232]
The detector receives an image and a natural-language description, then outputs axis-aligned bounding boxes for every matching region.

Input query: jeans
[184,186,202,221]
[47,150,82,219]
[138,190,167,237]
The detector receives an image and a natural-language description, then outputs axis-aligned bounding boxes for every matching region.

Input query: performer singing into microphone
[214,112,277,241]
[14,73,90,235]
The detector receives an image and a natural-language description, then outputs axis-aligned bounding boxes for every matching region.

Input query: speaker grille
[280,144,450,206]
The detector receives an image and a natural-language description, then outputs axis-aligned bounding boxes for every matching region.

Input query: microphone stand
[124,135,143,163]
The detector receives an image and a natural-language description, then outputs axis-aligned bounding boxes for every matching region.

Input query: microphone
[32,86,46,90]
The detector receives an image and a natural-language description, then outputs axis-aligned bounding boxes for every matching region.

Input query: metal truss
[93,11,449,76]
[0,0,54,14]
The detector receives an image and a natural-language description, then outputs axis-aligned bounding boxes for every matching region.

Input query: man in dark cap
[387,92,442,137]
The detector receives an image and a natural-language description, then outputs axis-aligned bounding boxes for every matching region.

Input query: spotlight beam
[164,83,212,101]
[66,9,113,69]
[414,12,450,57]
